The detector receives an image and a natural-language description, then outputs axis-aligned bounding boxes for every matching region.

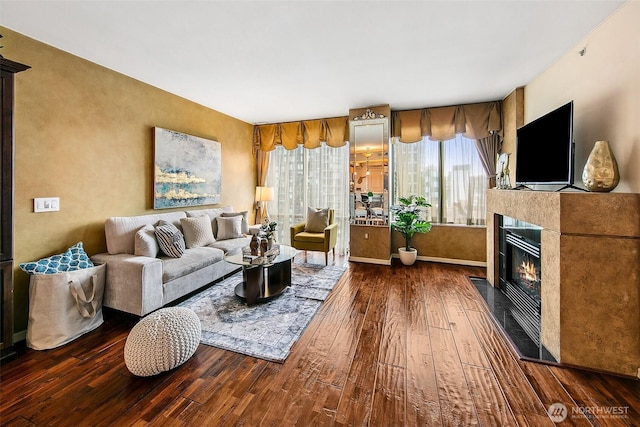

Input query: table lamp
[255,186,274,223]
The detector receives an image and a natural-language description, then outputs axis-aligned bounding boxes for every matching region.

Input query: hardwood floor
[1,255,639,426]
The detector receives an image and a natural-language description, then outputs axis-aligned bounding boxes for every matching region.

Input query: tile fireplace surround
[486,189,640,378]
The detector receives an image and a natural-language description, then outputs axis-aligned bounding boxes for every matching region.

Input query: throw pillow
[155,221,186,258]
[19,242,94,275]
[305,207,330,233]
[216,215,243,240]
[185,208,224,237]
[180,216,215,248]
[221,211,249,235]
[134,224,159,257]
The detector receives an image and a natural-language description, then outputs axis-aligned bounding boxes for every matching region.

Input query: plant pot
[398,247,418,266]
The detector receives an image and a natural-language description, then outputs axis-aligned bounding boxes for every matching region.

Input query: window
[393,134,487,225]
[265,144,350,253]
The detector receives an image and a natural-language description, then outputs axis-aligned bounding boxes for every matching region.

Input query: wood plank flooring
[1,255,639,426]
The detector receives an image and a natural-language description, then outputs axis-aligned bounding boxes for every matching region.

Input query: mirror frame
[349,111,390,226]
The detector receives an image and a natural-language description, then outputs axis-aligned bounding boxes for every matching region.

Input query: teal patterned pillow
[19,242,94,275]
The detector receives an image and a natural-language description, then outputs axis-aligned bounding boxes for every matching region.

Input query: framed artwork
[154,127,222,209]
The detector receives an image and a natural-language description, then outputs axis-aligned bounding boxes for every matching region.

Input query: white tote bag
[27,264,106,350]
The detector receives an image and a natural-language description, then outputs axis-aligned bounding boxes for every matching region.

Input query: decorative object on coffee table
[260,219,278,250]
[391,195,432,266]
[124,307,201,377]
[582,140,620,192]
[250,234,259,256]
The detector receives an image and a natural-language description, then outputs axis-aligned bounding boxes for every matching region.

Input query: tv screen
[515,101,574,186]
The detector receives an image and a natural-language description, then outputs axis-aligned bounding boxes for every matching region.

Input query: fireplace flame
[518,258,539,288]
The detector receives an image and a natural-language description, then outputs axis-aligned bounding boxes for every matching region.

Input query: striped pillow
[154,221,185,258]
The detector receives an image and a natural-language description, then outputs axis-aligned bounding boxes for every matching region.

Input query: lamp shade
[255,186,274,202]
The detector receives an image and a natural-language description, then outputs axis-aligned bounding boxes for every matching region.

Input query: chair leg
[325,251,328,265]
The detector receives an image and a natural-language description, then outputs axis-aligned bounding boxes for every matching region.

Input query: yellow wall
[391,225,487,264]
[2,28,256,333]
[524,1,639,193]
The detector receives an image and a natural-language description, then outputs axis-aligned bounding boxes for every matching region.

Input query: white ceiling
[1,0,626,124]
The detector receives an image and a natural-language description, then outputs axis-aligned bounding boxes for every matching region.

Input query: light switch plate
[34,197,60,212]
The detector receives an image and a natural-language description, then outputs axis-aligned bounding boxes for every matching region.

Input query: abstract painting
[154,127,222,209]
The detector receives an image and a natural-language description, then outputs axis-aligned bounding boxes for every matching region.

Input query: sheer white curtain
[265,144,350,254]
[393,137,440,222]
[393,134,487,225]
[441,135,487,225]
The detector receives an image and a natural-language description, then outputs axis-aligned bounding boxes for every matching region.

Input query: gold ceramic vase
[582,140,620,192]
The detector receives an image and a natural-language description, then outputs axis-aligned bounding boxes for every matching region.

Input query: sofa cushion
[216,216,243,240]
[134,224,159,257]
[221,211,250,235]
[155,221,186,258]
[293,231,326,243]
[209,236,251,255]
[305,207,330,232]
[180,216,216,248]
[161,247,224,283]
[105,211,186,255]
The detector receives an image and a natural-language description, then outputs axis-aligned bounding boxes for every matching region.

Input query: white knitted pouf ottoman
[124,307,201,377]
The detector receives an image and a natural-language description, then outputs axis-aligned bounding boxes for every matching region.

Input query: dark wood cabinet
[1,54,30,362]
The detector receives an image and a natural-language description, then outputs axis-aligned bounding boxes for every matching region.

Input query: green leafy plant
[260,220,278,240]
[390,195,432,251]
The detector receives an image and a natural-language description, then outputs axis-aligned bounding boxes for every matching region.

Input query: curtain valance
[253,117,349,152]
[392,101,502,143]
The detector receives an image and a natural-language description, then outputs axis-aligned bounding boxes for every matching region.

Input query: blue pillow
[19,242,94,275]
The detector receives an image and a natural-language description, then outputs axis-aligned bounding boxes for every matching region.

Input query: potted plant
[390,195,432,265]
[259,219,278,248]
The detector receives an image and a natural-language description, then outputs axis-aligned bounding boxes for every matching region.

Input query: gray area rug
[179,262,347,362]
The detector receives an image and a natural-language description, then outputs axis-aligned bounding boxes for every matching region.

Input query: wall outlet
[364,233,369,239]
[34,197,60,212]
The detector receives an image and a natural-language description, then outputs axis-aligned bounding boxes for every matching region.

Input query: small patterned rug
[179,262,346,362]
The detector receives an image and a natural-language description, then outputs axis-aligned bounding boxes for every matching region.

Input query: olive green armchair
[290,208,338,265]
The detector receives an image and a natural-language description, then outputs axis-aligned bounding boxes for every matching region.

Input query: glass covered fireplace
[507,232,541,303]
[500,216,542,347]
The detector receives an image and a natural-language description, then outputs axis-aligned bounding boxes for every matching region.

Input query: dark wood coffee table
[224,245,297,306]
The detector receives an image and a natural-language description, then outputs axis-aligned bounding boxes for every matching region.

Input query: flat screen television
[515,101,574,187]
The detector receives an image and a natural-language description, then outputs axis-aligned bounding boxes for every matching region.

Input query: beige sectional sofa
[91,206,251,316]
